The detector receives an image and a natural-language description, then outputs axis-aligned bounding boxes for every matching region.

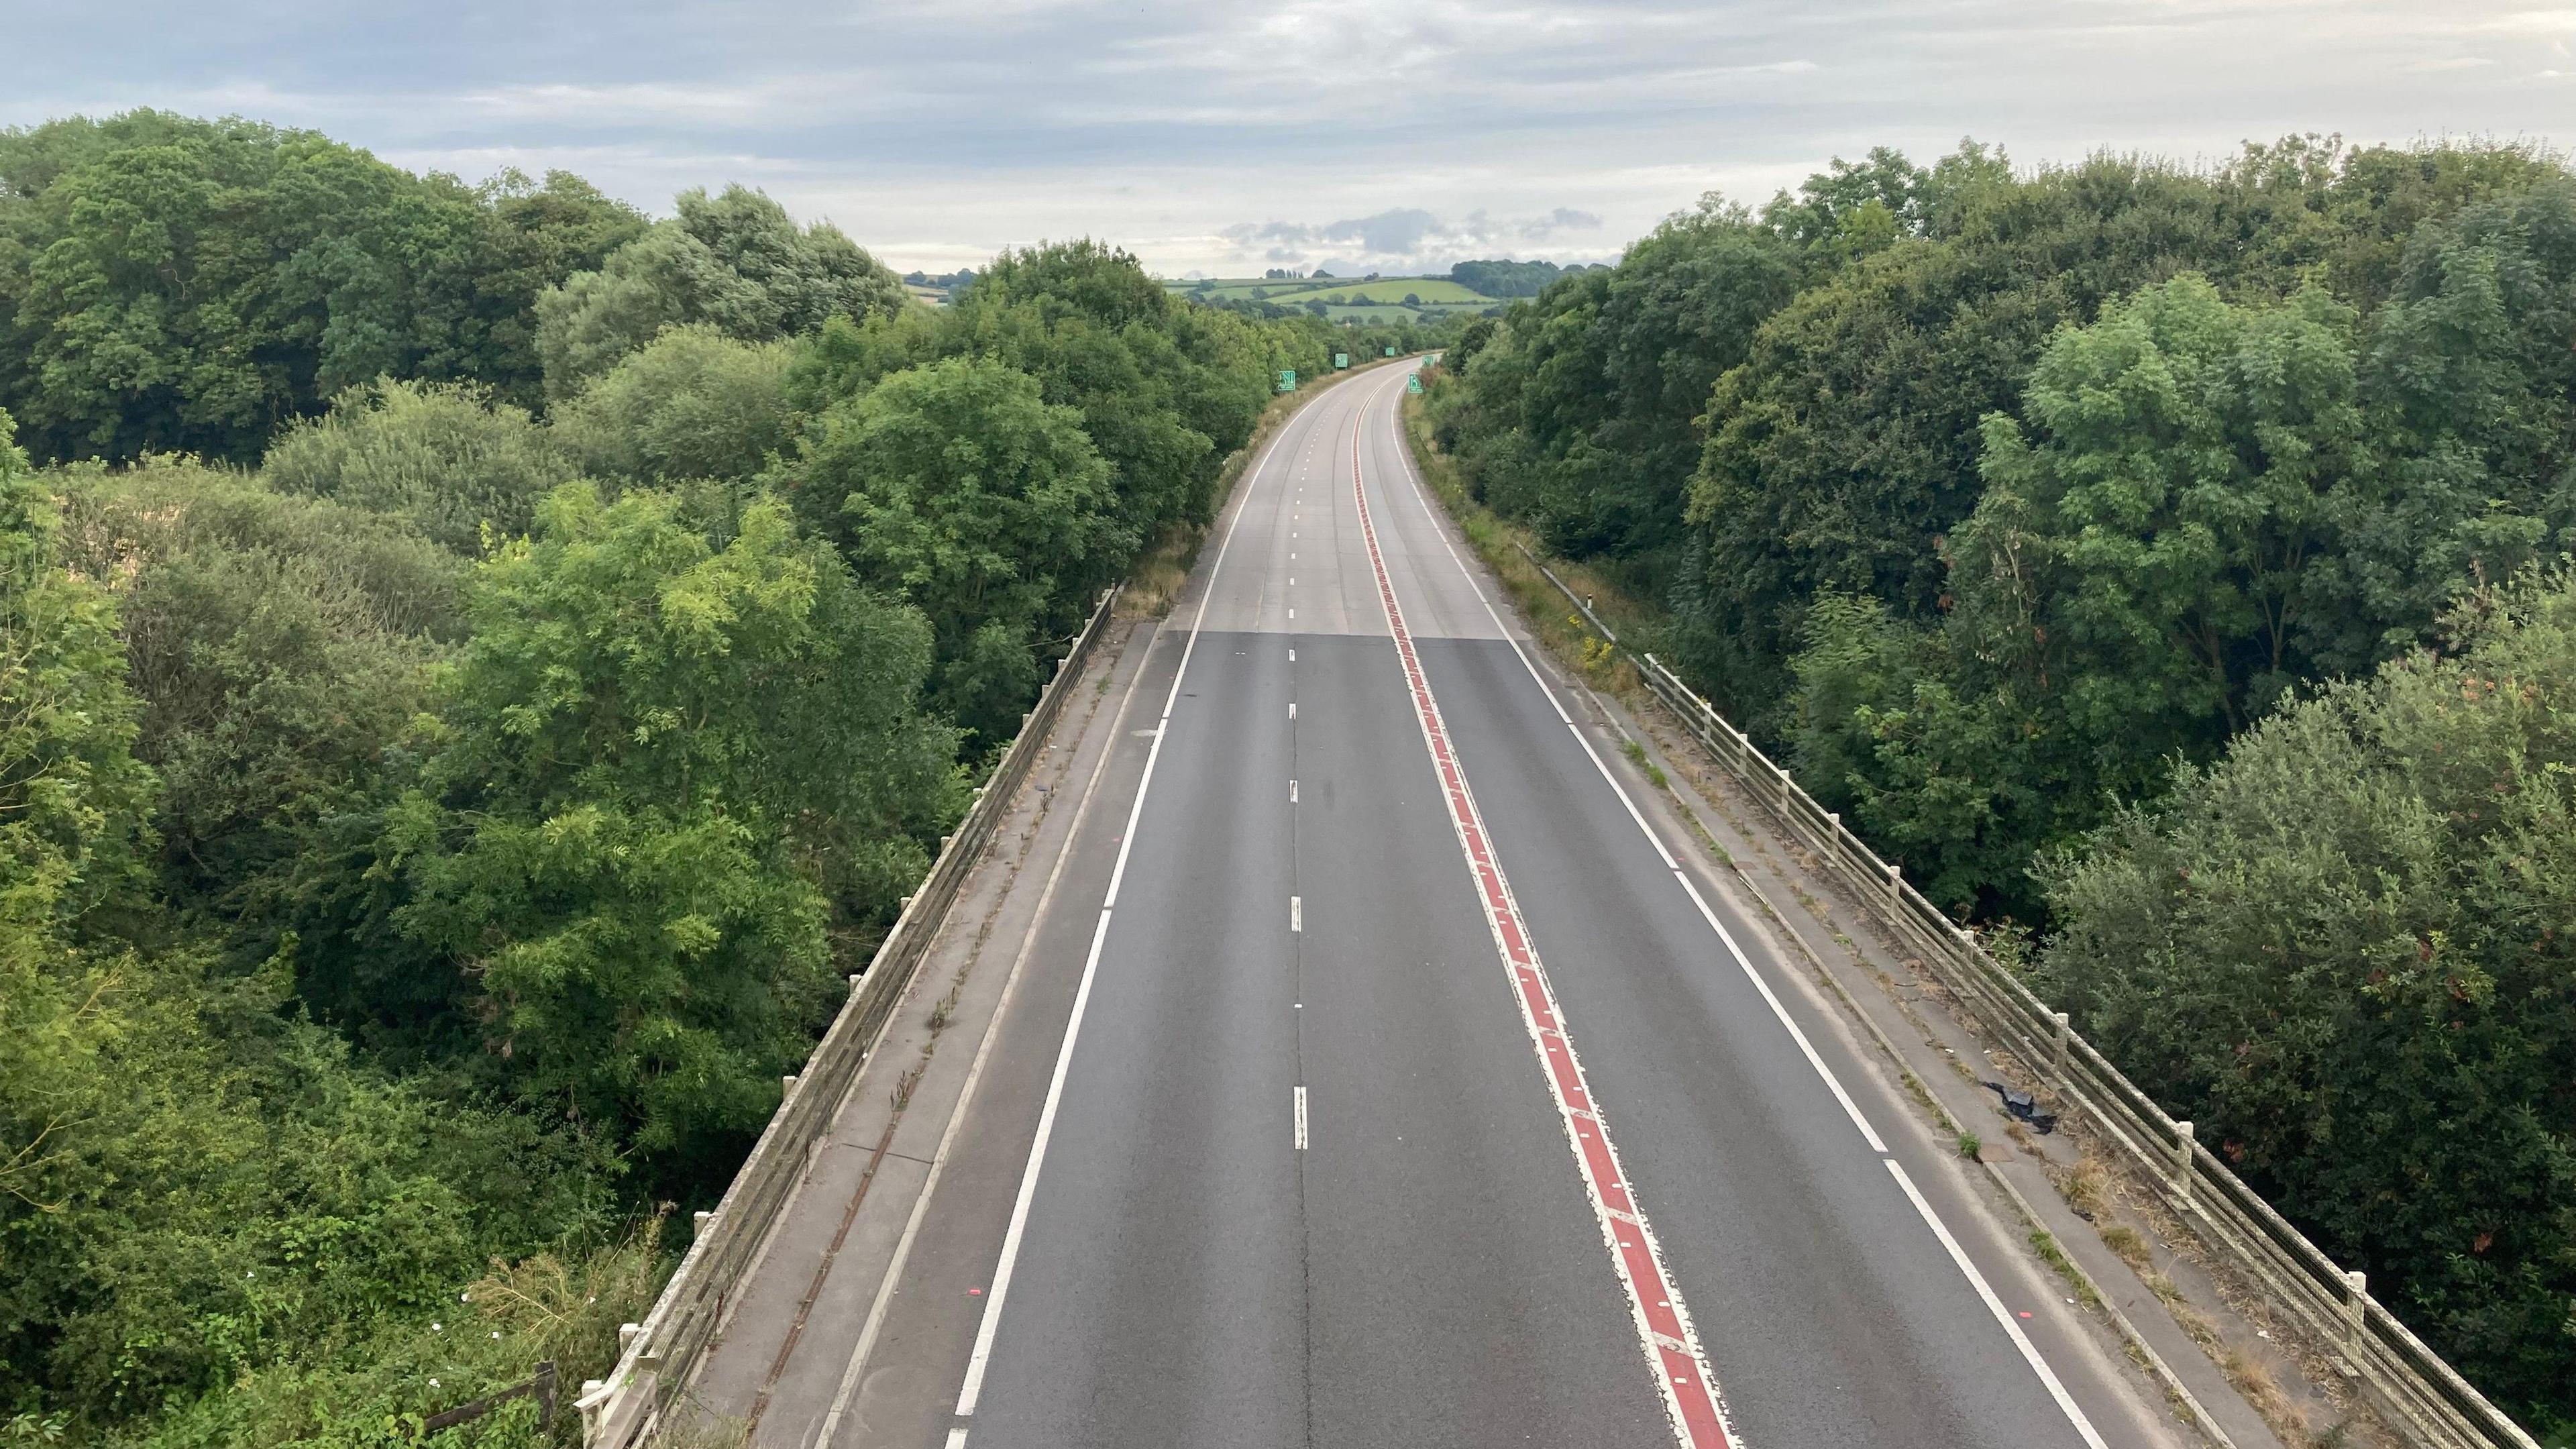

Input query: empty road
[790,362,2182,1449]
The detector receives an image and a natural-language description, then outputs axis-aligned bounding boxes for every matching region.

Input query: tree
[1796,275,2378,916]
[0,409,154,941]
[792,357,1123,746]
[0,113,641,464]
[388,485,955,1181]
[2329,180,2576,668]
[1960,276,2368,740]
[2035,568,2576,1426]
[551,324,800,488]
[48,459,467,1018]
[261,378,579,554]
[1448,258,1563,297]
[1426,197,1796,590]
[533,185,904,396]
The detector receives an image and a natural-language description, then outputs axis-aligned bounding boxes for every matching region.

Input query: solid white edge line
[805,615,1161,1449]
[949,907,1112,1418]
[1886,1161,2113,1449]
[948,372,1334,1423]
[1363,366,2110,1447]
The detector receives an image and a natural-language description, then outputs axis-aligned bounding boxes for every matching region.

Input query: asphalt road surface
[831,362,2182,1449]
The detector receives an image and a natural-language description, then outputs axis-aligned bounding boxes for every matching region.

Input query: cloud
[1218,205,1605,270]
[3,0,2570,275]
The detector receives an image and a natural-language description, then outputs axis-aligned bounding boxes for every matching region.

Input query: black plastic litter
[1980,1080,2057,1134]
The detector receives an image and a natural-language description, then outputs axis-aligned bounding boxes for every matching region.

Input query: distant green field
[1167,275,1503,309]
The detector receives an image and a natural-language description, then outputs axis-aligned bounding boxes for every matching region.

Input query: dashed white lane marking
[1293,1086,1309,1150]
[1290,780,1299,804]
[945,352,1316,1431]
[1289,701,1297,719]
[1347,402,1741,1449]
[1362,369,2112,1449]
[1290,896,1302,932]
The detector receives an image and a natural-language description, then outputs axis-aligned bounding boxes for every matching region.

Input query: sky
[9,1,2574,278]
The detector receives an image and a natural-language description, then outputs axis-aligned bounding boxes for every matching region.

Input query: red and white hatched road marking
[1348,409,1743,1449]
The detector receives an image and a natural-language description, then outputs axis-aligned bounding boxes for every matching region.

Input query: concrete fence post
[2052,1011,2072,1081]
[2170,1121,2196,1208]
[782,1074,797,1095]
[618,1322,643,1354]
[2343,1270,2368,1354]
[1884,862,1902,903]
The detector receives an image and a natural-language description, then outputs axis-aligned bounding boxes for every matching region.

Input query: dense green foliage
[531,185,904,398]
[0,112,1441,1444]
[261,380,580,554]
[1423,137,2576,1424]
[1447,258,1601,298]
[0,113,642,464]
[386,486,957,1187]
[2037,570,2576,1428]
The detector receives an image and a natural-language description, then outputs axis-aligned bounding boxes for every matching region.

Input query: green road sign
[1406,374,1423,394]
[1383,345,1396,357]
[1277,369,1296,393]
[1333,352,1348,369]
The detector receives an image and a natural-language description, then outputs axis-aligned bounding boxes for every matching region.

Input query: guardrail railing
[576,584,1124,1447]
[1517,545,2537,1449]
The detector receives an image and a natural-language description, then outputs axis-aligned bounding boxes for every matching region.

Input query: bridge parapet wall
[576,585,1124,1447]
